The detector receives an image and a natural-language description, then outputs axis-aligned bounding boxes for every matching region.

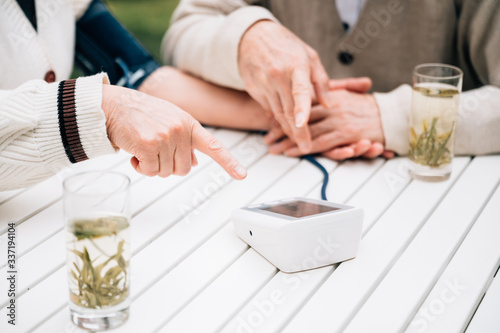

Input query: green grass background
[105,0,181,62]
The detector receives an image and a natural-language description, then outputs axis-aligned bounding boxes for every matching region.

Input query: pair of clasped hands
[242,22,393,159]
[103,21,392,182]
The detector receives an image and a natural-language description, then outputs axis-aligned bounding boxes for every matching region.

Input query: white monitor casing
[231,197,363,273]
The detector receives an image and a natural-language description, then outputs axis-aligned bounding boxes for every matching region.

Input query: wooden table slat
[0,188,25,205]
[307,158,385,202]
[466,271,500,333]
[0,177,64,232]
[158,249,277,333]
[254,157,338,204]
[123,223,248,332]
[343,156,500,332]
[406,183,500,333]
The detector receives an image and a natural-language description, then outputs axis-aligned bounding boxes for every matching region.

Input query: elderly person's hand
[102,85,247,179]
[238,20,330,154]
[265,78,395,160]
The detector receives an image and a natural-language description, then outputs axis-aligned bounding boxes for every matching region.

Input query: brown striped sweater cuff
[57,79,89,163]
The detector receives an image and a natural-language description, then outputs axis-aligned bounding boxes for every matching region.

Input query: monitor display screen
[259,200,339,218]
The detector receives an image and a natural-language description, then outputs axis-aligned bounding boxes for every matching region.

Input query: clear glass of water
[63,171,131,331]
[409,63,463,181]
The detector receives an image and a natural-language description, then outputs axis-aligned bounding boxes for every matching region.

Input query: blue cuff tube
[74,0,160,89]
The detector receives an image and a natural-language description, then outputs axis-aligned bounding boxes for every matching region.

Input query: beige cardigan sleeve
[0,74,115,191]
[162,0,277,90]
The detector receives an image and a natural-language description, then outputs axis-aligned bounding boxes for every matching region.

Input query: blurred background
[105,0,181,61]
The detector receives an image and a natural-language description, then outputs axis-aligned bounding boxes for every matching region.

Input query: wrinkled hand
[102,85,247,179]
[238,20,330,153]
[265,78,394,160]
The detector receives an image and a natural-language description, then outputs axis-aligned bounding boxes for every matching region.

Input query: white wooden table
[0,129,499,333]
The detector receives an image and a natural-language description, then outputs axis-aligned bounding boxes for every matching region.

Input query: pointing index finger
[291,68,313,153]
[291,67,312,128]
[192,123,247,180]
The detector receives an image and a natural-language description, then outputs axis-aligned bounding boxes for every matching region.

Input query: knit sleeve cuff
[35,73,116,167]
[208,6,278,90]
[373,84,413,155]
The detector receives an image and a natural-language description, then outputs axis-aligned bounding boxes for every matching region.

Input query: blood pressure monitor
[231,197,363,273]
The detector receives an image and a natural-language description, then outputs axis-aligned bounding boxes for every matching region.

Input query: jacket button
[338,51,354,65]
[44,70,56,83]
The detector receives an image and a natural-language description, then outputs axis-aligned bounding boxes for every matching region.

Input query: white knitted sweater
[0,0,115,191]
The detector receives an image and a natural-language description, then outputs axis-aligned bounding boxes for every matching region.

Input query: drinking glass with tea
[63,171,131,331]
[409,63,463,181]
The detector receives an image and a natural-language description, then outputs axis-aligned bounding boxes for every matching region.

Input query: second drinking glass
[409,63,463,181]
